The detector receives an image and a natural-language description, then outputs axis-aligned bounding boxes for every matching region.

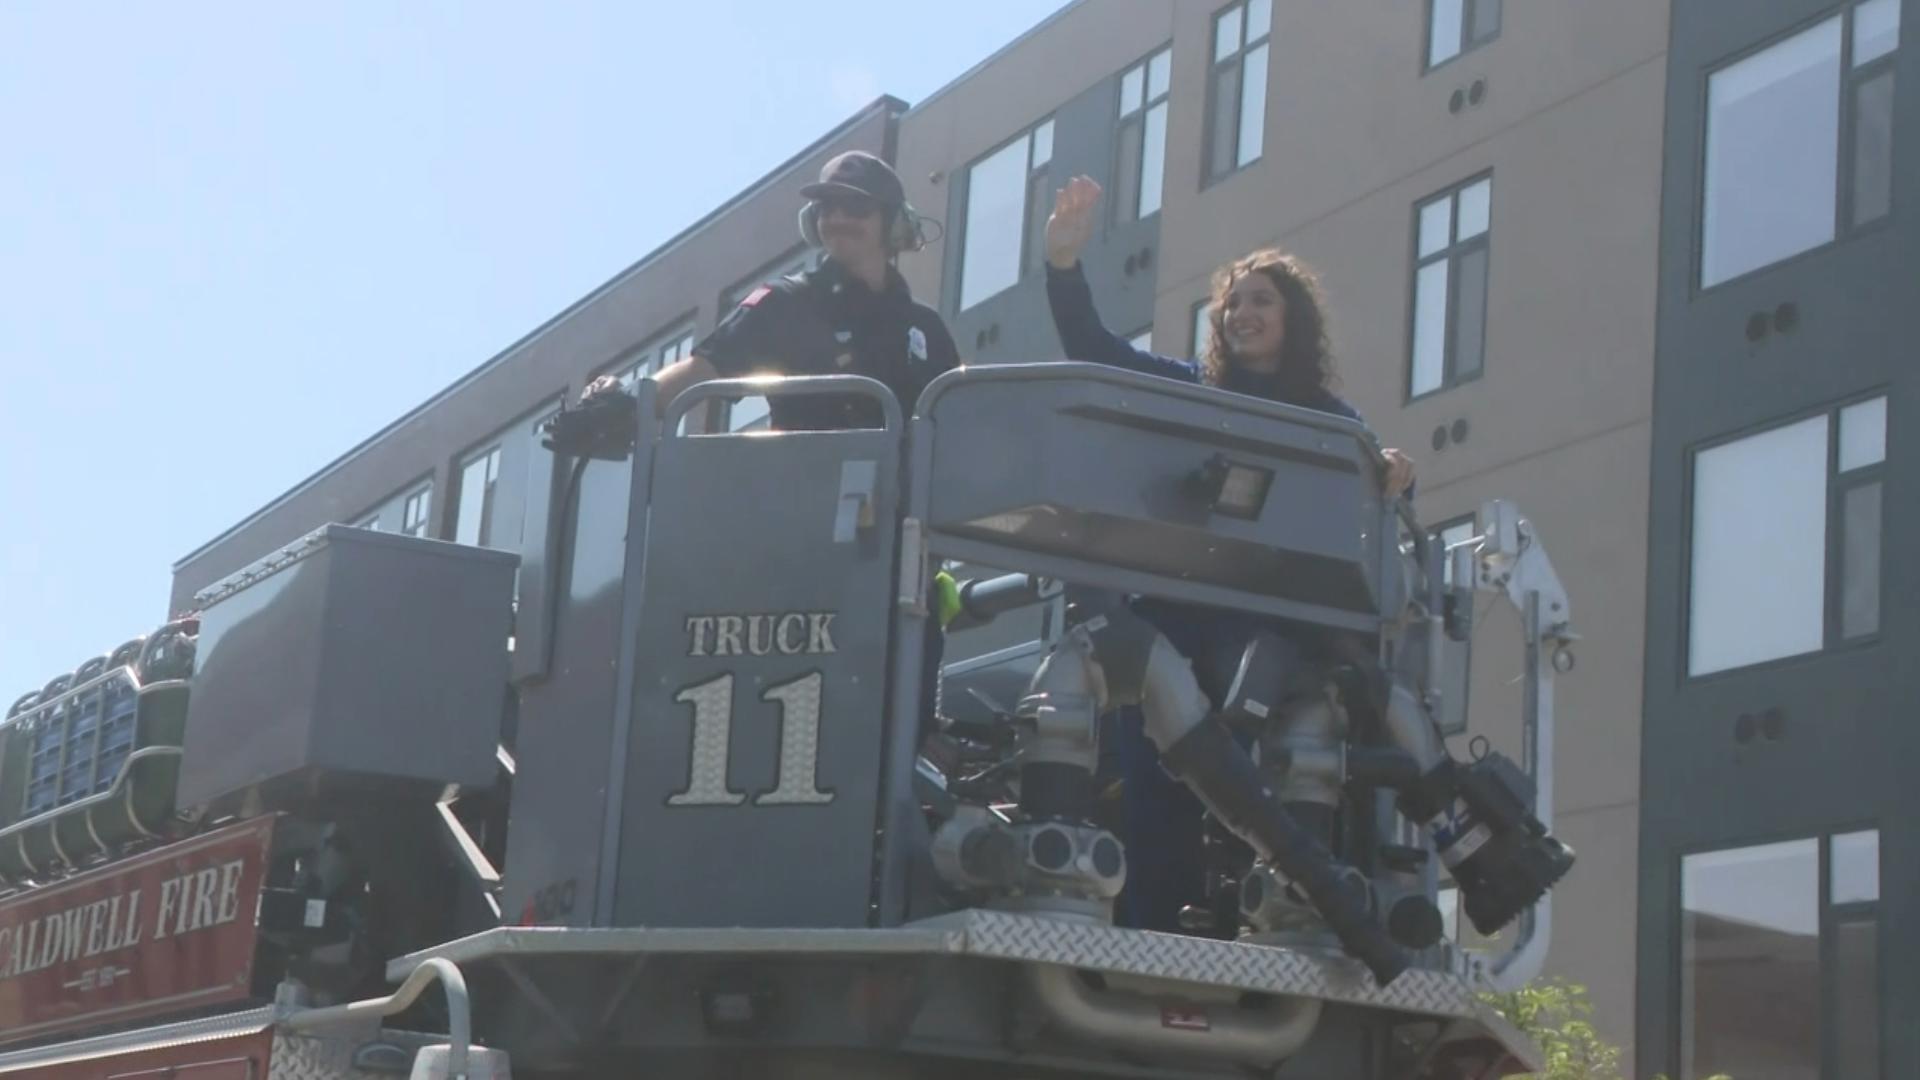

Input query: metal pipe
[284,958,472,1080]
[946,572,1051,632]
[1380,684,1448,774]
[1486,591,1553,991]
[1024,965,1322,1066]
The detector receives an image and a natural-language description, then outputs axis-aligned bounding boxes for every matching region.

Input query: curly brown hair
[1199,248,1339,392]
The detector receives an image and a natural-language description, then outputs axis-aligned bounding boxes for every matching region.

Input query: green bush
[1479,977,1729,1080]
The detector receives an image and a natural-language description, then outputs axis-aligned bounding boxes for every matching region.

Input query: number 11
[667,672,833,807]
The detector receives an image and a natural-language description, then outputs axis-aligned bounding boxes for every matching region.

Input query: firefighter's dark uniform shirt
[694,258,961,431]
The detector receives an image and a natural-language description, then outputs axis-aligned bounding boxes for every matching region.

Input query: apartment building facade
[1635,1,1911,1078]
[163,2,1907,1076]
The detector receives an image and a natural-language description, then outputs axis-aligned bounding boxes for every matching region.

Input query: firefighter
[1040,174,1416,936]
[635,150,960,430]
[592,149,962,744]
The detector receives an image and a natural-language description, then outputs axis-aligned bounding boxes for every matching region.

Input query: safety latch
[835,460,879,543]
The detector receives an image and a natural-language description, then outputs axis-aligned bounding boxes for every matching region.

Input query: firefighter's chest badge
[834,329,855,368]
[908,326,929,363]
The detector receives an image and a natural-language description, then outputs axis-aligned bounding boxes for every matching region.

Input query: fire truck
[0,363,1576,1078]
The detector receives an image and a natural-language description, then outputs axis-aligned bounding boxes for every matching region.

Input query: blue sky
[0,1,1057,698]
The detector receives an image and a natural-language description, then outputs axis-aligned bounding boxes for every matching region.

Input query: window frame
[1405,171,1494,402]
[401,482,433,538]
[955,116,1056,312]
[1113,45,1174,224]
[1694,0,1901,293]
[1202,0,1273,187]
[1190,297,1214,360]
[1423,0,1503,73]
[454,442,504,549]
[1826,396,1886,645]
[1839,1,1899,232]
[1681,390,1890,680]
[608,317,699,392]
[1673,825,1883,1080]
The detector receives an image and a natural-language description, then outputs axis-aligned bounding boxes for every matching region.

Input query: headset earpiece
[891,202,925,253]
[798,203,822,247]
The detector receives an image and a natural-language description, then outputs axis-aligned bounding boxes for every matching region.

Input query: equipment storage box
[177,524,517,814]
[917,363,1403,631]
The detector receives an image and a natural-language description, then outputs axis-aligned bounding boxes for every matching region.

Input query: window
[455,444,503,548]
[614,322,696,391]
[1206,0,1271,182]
[401,485,432,538]
[1701,0,1900,288]
[1191,299,1214,359]
[959,118,1055,310]
[1680,829,1881,1080]
[1689,390,1881,668]
[719,248,817,430]
[1427,0,1502,70]
[1431,515,1476,734]
[1687,393,1886,676]
[1408,174,1491,399]
[1114,47,1172,222]
[352,513,382,531]
[1128,327,1153,351]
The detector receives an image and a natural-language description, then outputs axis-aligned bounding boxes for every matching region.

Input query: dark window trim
[1114,44,1174,225]
[400,478,435,538]
[1691,0,1901,296]
[1421,0,1503,75]
[954,115,1057,314]
[1190,296,1214,359]
[1404,170,1493,404]
[1671,824,1883,1080]
[1021,142,1055,278]
[455,443,503,548]
[1837,34,1898,233]
[1827,389,1887,645]
[1201,0,1272,189]
[1677,387,1891,684]
[350,470,436,535]
[600,313,701,387]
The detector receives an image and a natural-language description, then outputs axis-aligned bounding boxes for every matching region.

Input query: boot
[1160,720,1410,986]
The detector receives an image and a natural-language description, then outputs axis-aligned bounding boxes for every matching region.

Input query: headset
[799,196,931,255]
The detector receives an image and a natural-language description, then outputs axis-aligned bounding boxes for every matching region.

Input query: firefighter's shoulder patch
[739,285,772,308]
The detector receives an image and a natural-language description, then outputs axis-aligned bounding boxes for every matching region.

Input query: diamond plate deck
[386,910,1543,1075]
[269,1028,448,1080]
[390,909,1532,1044]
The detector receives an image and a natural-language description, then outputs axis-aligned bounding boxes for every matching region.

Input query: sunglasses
[813,193,881,218]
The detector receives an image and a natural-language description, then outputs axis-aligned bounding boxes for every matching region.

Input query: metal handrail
[1,666,148,732]
[661,373,903,434]
[285,957,473,1080]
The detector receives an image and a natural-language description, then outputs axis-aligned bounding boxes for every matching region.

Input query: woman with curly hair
[1043,175,1413,487]
[1041,174,1416,936]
